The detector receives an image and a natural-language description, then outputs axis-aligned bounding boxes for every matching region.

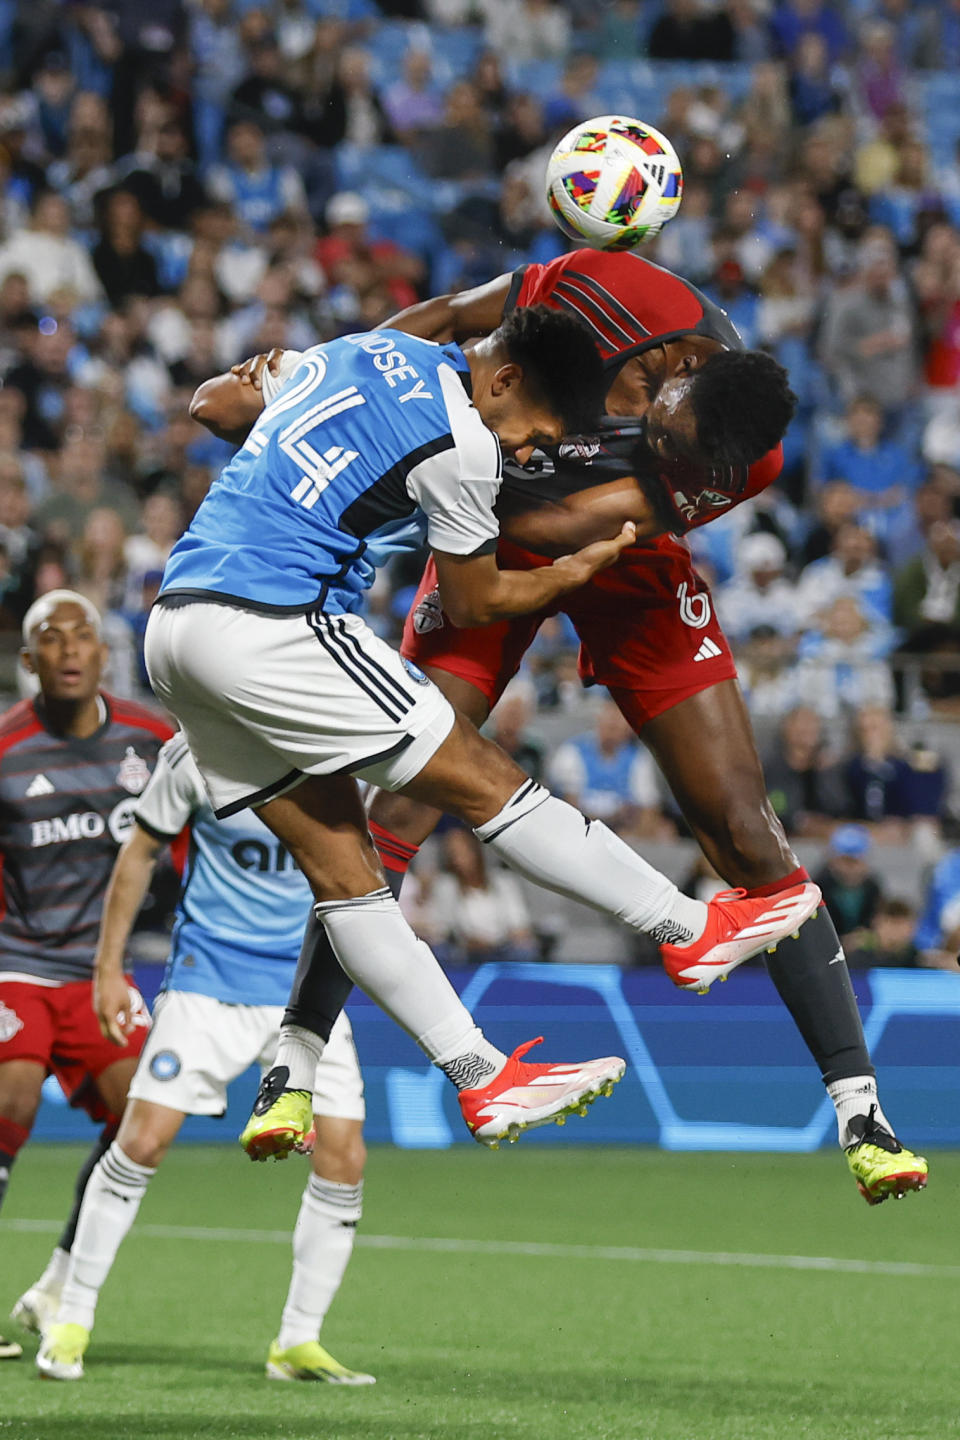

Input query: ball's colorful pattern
[545,116,684,251]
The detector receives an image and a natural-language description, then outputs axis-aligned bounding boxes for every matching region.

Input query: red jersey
[505,250,783,534]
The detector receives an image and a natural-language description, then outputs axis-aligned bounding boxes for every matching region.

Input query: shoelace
[847,1103,902,1155]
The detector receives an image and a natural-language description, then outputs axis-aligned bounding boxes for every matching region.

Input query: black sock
[57,1125,116,1254]
[283,912,355,1041]
[0,1148,15,1215]
[764,905,874,1086]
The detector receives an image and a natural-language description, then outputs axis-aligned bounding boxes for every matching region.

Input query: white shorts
[145,600,455,816]
[128,991,365,1121]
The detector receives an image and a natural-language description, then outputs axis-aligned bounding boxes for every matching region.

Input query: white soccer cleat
[11,1283,62,1336]
[36,1322,89,1381]
[458,1038,625,1148]
[661,881,822,993]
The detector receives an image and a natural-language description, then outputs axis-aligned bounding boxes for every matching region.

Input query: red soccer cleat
[660,881,822,994]
[458,1038,625,1149]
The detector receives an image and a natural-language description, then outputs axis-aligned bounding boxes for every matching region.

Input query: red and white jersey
[505,250,783,534]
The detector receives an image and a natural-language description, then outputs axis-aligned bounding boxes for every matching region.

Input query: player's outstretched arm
[93,822,164,1046]
[386,274,513,343]
[432,522,636,628]
[497,474,663,555]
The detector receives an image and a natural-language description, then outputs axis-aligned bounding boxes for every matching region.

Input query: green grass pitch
[2,1144,959,1440]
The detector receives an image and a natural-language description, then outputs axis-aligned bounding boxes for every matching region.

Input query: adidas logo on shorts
[693,638,722,662]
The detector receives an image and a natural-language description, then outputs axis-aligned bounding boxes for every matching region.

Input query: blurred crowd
[1,0,960,962]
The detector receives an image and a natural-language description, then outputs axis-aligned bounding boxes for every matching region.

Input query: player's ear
[20,646,34,676]
[490,362,523,396]
[674,352,700,376]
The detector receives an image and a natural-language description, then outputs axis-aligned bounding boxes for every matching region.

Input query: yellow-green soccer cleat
[239,1066,312,1162]
[266,1340,376,1385]
[36,1323,89,1381]
[845,1106,929,1206]
[0,1334,23,1359]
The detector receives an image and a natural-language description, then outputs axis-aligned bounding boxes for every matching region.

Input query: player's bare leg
[268,1115,374,1384]
[633,677,927,1203]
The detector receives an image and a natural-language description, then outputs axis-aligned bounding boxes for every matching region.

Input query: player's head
[469,305,605,463]
[644,349,797,469]
[21,589,107,703]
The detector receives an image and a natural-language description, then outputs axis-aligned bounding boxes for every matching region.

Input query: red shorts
[0,977,149,1123]
[401,535,736,727]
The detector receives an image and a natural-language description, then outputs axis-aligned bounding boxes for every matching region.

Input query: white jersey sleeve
[405,362,502,557]
[134,734,206,839]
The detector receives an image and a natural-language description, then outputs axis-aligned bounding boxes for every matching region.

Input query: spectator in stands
[413,80,493,182]
[796,522,892,628]
[814,824,883,945]
[648,0,735,62]
[92,190,160,308]
[893,521,960,703]
[788,32,845,128]
[315,192,421,318]
[425,826,537,965]
[793,595,896,717]
[550,699,665,840]
[736,624,803,719]
[771,0,847,63]
[914,846,960,963]
[0,191,101,306]
[303,46,394,151]
[798,480,860,567]
[842,705,948,830]
[46,95,115,229]
[716,532,800,647]
[208,120,308,238]
[483,0,571,63]
[847,897,920,967]
[818,235,918,423]
[230,37,302,135]
[382,49,444,142]
[115,113,208,232]
[486,678,545,784]
[819,395,921,547]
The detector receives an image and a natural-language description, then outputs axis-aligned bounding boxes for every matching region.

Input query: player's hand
[230,349,284,391]
[94,968,135,1046]
[553,521,636,584]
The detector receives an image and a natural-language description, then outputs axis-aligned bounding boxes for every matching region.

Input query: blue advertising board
[30,963,960,1150]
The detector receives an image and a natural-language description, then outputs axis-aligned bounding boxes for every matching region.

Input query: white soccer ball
[545,115,684,251]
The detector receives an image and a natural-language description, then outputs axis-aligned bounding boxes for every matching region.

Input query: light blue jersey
[160,330,502,616]
[134,735,310,1006]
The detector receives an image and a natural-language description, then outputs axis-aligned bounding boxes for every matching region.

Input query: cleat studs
[791,930,800,940]
[556,1115,565,1126]
[578,1106,589,1117]
[766,944,776,953]
[719,974,727,982]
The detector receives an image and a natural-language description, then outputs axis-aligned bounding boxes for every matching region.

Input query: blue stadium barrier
[30,963,960,1151]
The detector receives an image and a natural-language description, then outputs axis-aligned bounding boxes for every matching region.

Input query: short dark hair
[689,349,797,468]
[495,304,605,436]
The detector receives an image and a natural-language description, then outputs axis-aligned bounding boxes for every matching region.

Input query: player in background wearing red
[0,593,171,1358]
[204,250,927,1203]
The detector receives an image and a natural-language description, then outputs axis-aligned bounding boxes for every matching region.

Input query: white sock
[826,1076,891,1148]
[275,1025,326,1093]
[56,1143,155,1331]
[475,785,707,943]
[317,888,507,1086]
[277,1175,363,1351]
[35,1245,70,1296]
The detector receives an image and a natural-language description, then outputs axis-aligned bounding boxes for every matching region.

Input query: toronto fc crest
[117,747,150,795]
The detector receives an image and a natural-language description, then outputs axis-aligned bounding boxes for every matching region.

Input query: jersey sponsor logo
[0,1001,24,1043]
[401,657,430,685]
[149,1049,181,1081]
[412,587,445,635]
[116,747,151,795]
[25,773,54,798]
[676,581,712,631]
[693,637,723,662]
[30,799,139,848]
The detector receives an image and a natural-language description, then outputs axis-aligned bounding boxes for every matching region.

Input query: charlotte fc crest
[117,747,150,794]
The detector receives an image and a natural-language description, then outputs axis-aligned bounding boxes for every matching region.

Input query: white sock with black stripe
[277,1176,363,1350]
[56,1143,156,1331]
[474,783,707,943]
[317,890,507,1087]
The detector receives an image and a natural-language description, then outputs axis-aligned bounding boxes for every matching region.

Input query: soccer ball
[545,116,684,251]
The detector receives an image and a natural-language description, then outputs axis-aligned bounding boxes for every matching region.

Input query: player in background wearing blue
[146,307,820,1164]
[37,735,371,1384]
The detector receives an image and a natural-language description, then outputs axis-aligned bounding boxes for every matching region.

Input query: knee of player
[710,793,793,875]
[115,1109,178,1170]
